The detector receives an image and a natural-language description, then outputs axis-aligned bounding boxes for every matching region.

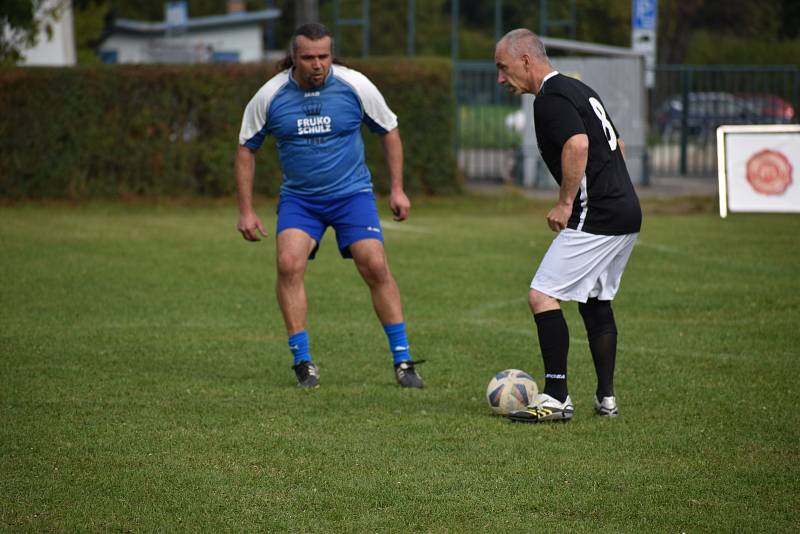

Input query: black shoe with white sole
[292,361,319,388]
[394,360,425,388]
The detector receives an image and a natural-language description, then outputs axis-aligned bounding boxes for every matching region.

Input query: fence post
[362,0,370,56]
[679,67,690,176]
[451,0,460,155]
[794,68,800,125]
[407,0,415,56]
[493,0,503,103]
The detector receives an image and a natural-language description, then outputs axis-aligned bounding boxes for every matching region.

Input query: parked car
[735,93,795,123]
[656,92,797,139]
[655,92,755,138]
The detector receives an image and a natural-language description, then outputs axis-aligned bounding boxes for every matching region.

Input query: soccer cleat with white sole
[509,393,574,423]
[594,395,619,417]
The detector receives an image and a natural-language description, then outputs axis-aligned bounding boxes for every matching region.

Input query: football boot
[509,393,573,423]
[394,360,425,388]
[292,361,319,389]
[594,395,619,417]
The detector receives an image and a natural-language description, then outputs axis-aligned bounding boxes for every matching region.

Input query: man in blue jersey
[235,23,423,389]
[494,29,641,422]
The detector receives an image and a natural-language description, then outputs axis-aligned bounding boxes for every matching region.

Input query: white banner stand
[716,124,800,218]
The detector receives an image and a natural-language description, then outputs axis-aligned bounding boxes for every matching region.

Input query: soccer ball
[485,369,538,415]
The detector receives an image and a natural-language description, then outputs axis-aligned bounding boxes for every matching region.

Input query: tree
[1,0,102,64]
[2,0,54,63]
[657,0,800,64]
[657,0,705,64]
[74,0,111,64]
[295,0,318,25]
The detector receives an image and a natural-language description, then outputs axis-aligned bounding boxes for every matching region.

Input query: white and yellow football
[485,369,538,415]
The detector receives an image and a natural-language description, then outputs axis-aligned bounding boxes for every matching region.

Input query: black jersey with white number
[534,72,641,235]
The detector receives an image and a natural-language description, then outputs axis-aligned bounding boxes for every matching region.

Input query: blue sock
[383,322,412,365]
[288,331,311,366]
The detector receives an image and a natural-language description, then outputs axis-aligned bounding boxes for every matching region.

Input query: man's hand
[237,211,268,241]
[389,190,411,221]
[546,202,572,232]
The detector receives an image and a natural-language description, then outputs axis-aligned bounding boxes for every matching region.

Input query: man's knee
[276,251,306,279]
[357,253,391,285]
[578,298,617,339]
[528,289,559,314]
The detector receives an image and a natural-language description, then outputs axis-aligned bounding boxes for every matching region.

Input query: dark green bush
[0,58,459,199]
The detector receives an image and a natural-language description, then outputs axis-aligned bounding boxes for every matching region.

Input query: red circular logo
[745,149,793,196]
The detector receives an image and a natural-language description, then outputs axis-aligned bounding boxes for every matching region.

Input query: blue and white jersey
[238,64,398,198]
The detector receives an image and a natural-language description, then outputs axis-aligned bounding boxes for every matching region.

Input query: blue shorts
[276,191,383,259]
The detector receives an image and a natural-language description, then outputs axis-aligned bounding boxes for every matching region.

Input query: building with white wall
[98,7,281,64]
[17,0,77,66]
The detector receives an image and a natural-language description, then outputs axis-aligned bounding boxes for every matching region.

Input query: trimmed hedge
[0,57,459,199]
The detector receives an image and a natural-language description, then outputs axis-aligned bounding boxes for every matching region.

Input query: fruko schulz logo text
[297,116,332,135]
[298,101,332,137]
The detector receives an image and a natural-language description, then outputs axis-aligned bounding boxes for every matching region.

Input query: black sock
[534,309,569,403]
[588,332,616,400]
[579,299,618,401]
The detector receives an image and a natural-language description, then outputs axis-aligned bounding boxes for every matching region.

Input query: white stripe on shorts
[576,174,588,232]
[531,229,638,302]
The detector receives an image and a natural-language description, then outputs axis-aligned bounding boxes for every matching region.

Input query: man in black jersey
[494,29,642,423]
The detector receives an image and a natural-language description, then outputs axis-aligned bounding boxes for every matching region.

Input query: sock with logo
[383,322,412,365]
[534,309,569,403]
[579,298,618,400]
[288,330,312,366]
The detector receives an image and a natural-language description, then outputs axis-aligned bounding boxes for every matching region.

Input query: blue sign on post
[632,0,657,31]
[165,1,188,30]
[632,0,658,88]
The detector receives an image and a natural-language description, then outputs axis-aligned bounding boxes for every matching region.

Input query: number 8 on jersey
[589,97,618,151]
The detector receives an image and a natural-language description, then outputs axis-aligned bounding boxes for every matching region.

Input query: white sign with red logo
[716,125,800,217]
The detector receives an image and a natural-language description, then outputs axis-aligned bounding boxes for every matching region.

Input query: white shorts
[530,229,638,303]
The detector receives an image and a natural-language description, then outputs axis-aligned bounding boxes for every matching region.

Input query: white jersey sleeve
[332,65,398,133]
[238,70,291,149]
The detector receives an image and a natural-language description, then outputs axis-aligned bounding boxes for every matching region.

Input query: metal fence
[649,65,800,177]
[454,61,521,183]
[455,63,800,183]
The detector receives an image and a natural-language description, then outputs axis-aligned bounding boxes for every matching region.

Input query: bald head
[498,29,550,65]
[495,28,554,95]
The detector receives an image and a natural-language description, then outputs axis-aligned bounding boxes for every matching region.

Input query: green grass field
[459,104,521,148]
[2,194,799,531]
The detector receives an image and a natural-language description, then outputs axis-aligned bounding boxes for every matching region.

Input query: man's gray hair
[501,28,549,63]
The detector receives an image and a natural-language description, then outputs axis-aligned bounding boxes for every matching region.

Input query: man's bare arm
[546,133,589,232]
[235,145,268,241]
[380,128,410,221]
